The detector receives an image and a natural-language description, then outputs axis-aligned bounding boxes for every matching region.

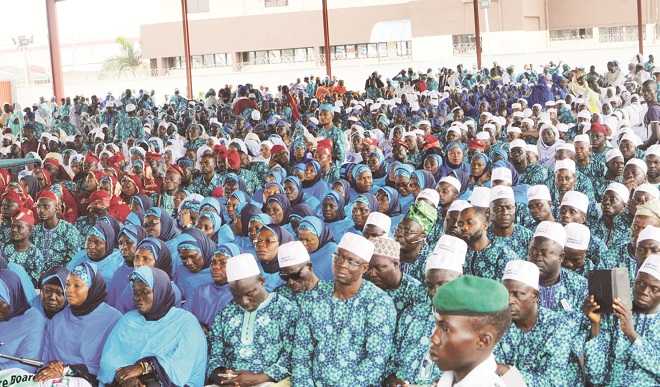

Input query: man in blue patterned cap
[317,102,346,167]
[430,275,512,386]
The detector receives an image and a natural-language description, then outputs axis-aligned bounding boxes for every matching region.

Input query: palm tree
[101,37,142,77]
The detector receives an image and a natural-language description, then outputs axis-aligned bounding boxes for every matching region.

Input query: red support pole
[322,0,332,79]
[45,0,64,101]
[472,0,482,70]
[181,0,193,100]
[638,0,644,55]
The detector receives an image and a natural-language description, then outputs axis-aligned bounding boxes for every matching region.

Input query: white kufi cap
[226,254,261,282]
[502,260,540,290]
[277,241,311,268]
[338,233,375,263]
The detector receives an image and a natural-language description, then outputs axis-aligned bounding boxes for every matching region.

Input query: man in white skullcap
[573,134,602,188]
[598,148,626,201]
[583,254,660,385]
[491,167,512,187]
[362,211,391,239]
[365,237,425,319]
[635,225,660,268]
[629,183,660,217]
[552,158,596,211]
[469,186,491,209]
[489,185,534,254]
[528,221,587,314]
[594,182,632,248]
[558,190,589,226]
[423,175,461,241]
[416,188,440,209]
[644,143,660,184]
[604,198,660,287]
[495,260,580,385]
[458,203,519,280]
[623,158,649,192]
[385,234,467,387]
[523,185,555,230]
[562,222,596,276]
[208,253,298,386]
[114,102,144,143]
[509,139,549,185]
[442,200,471,238]
[276,241,323,306]
[292,233,396,386]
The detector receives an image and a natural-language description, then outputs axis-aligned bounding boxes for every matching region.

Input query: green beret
[433,275,509,315]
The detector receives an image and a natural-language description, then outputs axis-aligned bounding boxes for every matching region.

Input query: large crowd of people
[0,56,659,387]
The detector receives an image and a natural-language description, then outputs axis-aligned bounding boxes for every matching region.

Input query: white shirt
[435,354,506,387]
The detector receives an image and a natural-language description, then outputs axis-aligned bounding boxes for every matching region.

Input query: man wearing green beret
[317,103,346,168]
[430,275,512,386]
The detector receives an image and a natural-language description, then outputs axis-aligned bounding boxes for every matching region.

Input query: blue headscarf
[146,207,180,241]
[284,175,304,205]
[323,191,346,221]
[231,191,250,215]
[177,229,215,268]
[215,243,240,258]
[354,193,379,211]
[266,193,292,225]
[136,237,173,278]
[377,186,402,216]
[302,159,323,188]
[118,224,146,246]
[298,216,335,248]
[351,164,372,192]
[98,267,207,387]
[413,170,437,190]
[88,221,117,260]
[200,197,222,215]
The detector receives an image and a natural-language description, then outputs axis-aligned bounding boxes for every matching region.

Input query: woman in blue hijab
[296,216,337,281]
[130,195,154,219]
[232,204,262,253]
[439,141,470,191]
[184,243,238,329]
[423,153,444,181]
[36,267,68,319]
[99,266,207,387]
[393,164,416,213]
[376,186,404,234]
[173,229,215,301]
[321,191,353,238]
[265,193,294,235]
[348,163,375,201]
[410,170,437,200]
[107,224,146,309]
[283,175,320,211]
[0,269,46,371]
[144,207,180,243]
[114,237,181,313]
[197,211,235,244]
[0,251,37,305]
[227,190,251,224]
[67,221,124,284]
[302,159,330,199]
[467,152,492,191]
[367,149,388,187]
[254,224,294,291]
[346,193,379,235]
[37,262,122,384]
[289,203,316,235]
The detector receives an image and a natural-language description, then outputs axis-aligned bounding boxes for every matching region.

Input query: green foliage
[101,37,142,77]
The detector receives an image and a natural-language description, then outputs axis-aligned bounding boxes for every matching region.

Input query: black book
[588,268,633,314]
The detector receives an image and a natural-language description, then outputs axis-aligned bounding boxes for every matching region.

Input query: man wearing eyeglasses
[276,241,323,310]
[292,233,396,387]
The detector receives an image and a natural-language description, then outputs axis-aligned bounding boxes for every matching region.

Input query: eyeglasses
[280,266,306,281]
[333,253,364,268]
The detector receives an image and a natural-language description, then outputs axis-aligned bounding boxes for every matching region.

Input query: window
[549,28,593,41]
[187,0,209,13]
[163,56,183,69]
[214,53,228,66]
[191,55,204,68]
[269,50,282,64]
[378,42,388,57]
[294,48,307,62]
[255,51,268,65]
[452,34,476,55]
[599,25,644,43]
[357,44,368,58]
[367,43,378,58]
[396,41,412,56]
[335,45,345,60]
[265,0,288,7]
[282,49,295,63]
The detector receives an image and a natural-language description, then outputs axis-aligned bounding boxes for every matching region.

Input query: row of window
[156,41,413,69]
[549,25,645,43]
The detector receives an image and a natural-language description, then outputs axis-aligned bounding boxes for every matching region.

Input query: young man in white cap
[276,241,323,307]
[114,103,144,143]
[563,222,600,276]
[442,200,471,238]
[593,182,632,248]
[362,211,391,239]
[644,143,660,184]
[365,237,426,320]
[292,233,396,387]
[597,148,625,201]
[458,205,519,280]
[605,199,660,284]
[522,185,554,230]
[628,183,660,220]
[551,159,596,212]
[488,185,534,254]
[574,134,603,187]
[495,260,580,385]
[208,253,298,386]
[623,158,649,192]
[635,225,660,268]
[528,221,587,315]
[583,254,660,385]
[509,139,549,185]
[384,234,467,387]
